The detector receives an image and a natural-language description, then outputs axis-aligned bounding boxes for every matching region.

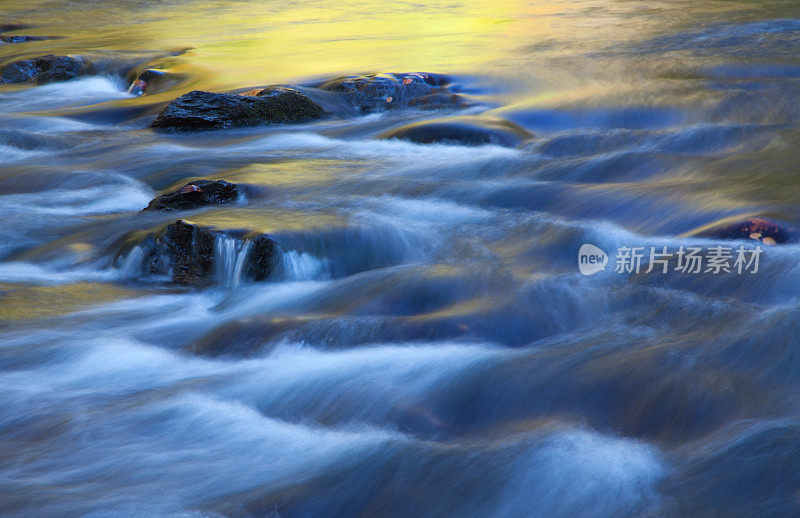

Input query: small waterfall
[281,250,329,281]
[120,245,145,277]
[214,236,252,288]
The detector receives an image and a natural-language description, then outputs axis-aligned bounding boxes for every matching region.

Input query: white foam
[0,334,397,512]
[495,429,665,516]
[0,176,152,216]
[221,341,509,422]
[0,75,132,112]
[364,195,491,225]
[148,131,521,168]
[18,116,106,133]
[0,143,43,162]
[0,261,120,284]
[281,249,330,281]
[215,280,331,319]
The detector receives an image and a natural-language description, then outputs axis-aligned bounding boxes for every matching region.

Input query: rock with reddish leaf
[319,72,466,113]
[692,217,796,245]
[142,180,239,211]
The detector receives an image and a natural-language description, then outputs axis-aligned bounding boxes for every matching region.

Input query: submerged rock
[120,220,278,286]
[380,116,532,147]
[150,87,326,131]
[691,217,795,245]
[320,72,465,113]
[143,179,239,212]
[127,68,177,96]
[0,35,49,44]
[0,24,33,32]
[408,92,469,110]
[187,316,305,357]
[0,54,86,85]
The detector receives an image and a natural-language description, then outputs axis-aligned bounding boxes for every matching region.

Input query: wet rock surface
[380,116,533,147]
[150,87,327,130]
[0,35,49,44]
[148,72,467,131]
[122,220,278,286]
[320,72,464,112]
[157,219,217,285]
[408,92,469,110]
[127,68,178,96]
[692,217,795,245]
[246,233,279,281]
[0,54,86,84]
[142,180,239,212]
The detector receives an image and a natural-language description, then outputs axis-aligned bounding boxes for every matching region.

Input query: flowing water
[2,0,800,516]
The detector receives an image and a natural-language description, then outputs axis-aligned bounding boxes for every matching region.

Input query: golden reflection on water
[3,0,764,91]
[191,208,343,234]
[4,0,800,222]
[222,160,359,188]
[0,283,134,322]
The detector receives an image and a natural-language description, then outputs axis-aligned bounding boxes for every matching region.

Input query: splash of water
[214,236,252,288]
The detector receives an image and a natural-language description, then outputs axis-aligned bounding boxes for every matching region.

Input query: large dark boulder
[0,54,86,84]
[691,217,795,245]
[120,220,279,286]
[142,179,239,212]
[320,72,465,113]
[380,116,533,147]
[157,219,217,285]
[150,87,326,131]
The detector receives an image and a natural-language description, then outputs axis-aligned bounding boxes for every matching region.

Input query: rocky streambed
[3,4,800,517]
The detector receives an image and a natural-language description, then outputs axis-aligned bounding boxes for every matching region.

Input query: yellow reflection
[0,283,134,322]
[411,297,494,322]
[3,0,724,93]
[224,159,357,187]
[190,208,343,234]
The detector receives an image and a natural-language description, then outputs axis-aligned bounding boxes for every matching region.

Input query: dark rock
[0,24,34,33]
[121,220,279,286]
[320,72,465,113]
[380,116,533,147]
[408,93,469,110]
[246,233,279,281]
[692,217,795,245]
[0,54,86,85]
[127,68,177,96]
[0,35,49,44]
[142,179,239,212]
[157,219,217,285]
[150,87,326,131]
[253,85,328,119]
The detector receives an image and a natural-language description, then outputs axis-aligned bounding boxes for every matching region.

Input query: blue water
[2,1,800,516]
